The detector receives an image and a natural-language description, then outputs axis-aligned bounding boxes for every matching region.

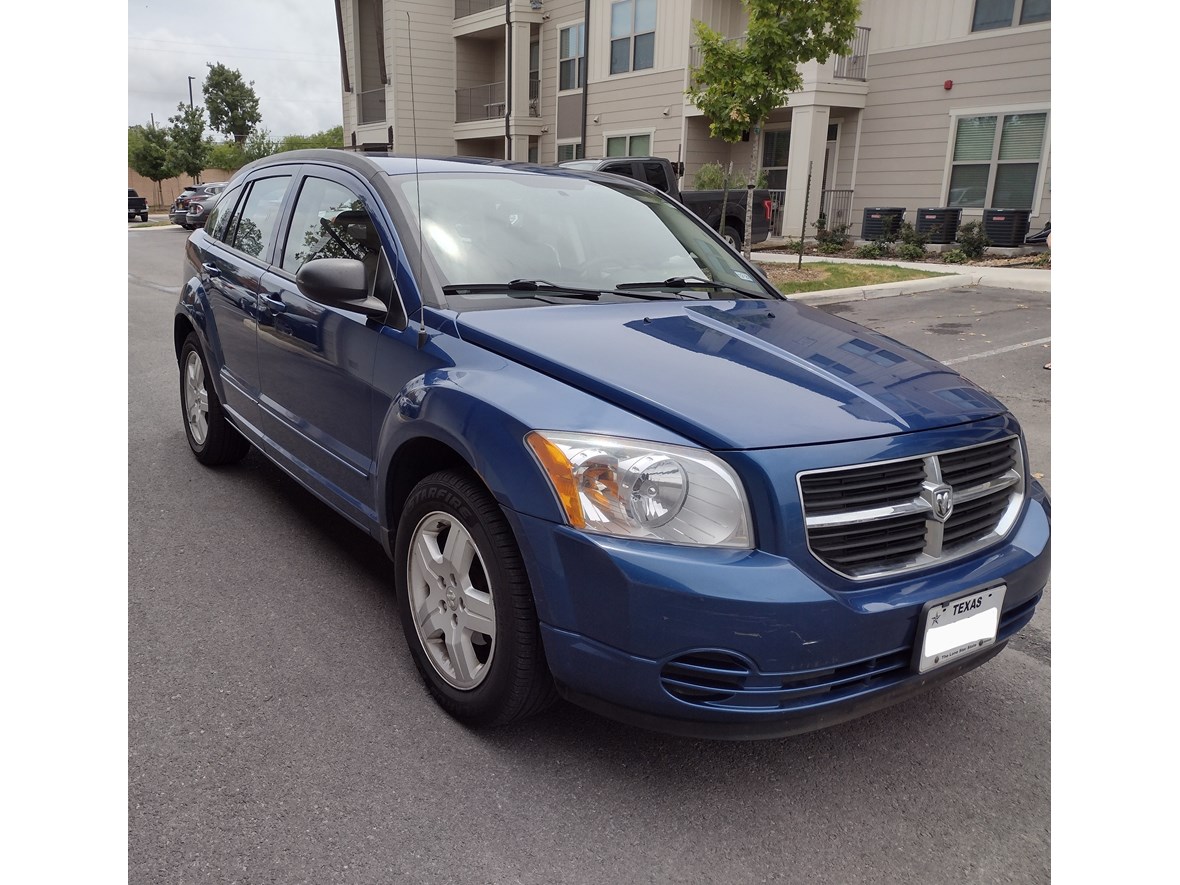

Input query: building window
[971,0,1050,32]
[557,142,585,162]
[947,111,1047,210]
[606,133,651,157]
[609,0,656,75]
[559,23,585,91]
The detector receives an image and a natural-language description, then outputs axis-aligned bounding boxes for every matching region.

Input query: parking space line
[943,337,1051,366]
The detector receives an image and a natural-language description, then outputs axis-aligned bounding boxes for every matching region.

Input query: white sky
[128,0,344,139]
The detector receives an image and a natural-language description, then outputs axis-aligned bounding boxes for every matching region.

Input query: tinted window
[280,178,372,274]
[206,183,244,241]
[228,176,291,260]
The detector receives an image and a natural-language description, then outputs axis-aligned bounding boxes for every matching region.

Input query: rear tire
[394,469,556,727]
[722,225,743,251]
[140,211,149,222]
[179,333,250,466]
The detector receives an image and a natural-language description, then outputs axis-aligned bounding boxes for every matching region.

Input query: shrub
[897,220,928,249]
[813,215,850,251]
[856,242,890,259]
[941,249,968,264]
[898,243,925,260]
[955,221,990,259]
[782,239,803,252]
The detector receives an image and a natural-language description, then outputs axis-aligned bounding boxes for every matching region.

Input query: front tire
[394,470,556,727]
[179,333,250,466]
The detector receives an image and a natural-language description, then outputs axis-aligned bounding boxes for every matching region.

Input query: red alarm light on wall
[944,80,953,90]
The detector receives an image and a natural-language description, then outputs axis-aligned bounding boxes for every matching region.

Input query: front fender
[372,344,704,539]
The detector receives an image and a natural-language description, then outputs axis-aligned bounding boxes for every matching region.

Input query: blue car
[174,150,1050,739]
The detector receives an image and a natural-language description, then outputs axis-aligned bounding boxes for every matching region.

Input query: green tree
[128,124,175,207]
[281,126,345,151]
[203,62,262,145]
[243,129,283,162]
[166,102,210,183]
[206,139,246,172]
[686,0,860,257]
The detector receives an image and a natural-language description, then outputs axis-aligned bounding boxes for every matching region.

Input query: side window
[229,176,291,260]
[281,176,395,307]
[601,161,638,181]
[206,184,243,242]
[642,161,669,192]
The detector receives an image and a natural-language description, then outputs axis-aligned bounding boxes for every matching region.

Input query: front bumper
[511,487,1049,739]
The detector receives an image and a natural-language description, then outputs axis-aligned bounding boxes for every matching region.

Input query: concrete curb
[789,274,979,305]
[752,251,1050,299]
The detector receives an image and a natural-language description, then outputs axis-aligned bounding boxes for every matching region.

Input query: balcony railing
[455,0,501,17]
[457,81,506,122]
[834,27,870,81]
[359,87,386,125]
[818,189,854,232]
[455,80,540,122]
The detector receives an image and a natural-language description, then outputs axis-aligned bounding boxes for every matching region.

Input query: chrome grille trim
[798,437,1024,580]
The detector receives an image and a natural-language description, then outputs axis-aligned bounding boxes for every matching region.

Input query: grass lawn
[756,260,951,295]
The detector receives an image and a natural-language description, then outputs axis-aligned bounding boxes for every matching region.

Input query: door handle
[260,294,286,313]
[201,263,221,278]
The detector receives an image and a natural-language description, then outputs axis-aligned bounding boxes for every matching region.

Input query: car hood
[453,300,1008,449]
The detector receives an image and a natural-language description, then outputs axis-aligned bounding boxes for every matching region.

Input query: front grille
[799,437,1024,579]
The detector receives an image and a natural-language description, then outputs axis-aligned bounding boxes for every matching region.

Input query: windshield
[389,171,774,309]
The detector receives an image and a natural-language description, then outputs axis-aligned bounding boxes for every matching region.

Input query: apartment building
[333,0,1050,239]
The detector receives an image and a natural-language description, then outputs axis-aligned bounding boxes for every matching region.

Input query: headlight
[525,431,752,548]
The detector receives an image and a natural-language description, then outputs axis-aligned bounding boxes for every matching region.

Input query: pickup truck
[128,188,149,222]
[558,156,773,250]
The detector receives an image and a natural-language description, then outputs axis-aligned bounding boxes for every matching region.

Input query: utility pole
[187,76,195,109]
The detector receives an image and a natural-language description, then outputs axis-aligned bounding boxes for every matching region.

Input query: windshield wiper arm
[442,280,689,302]
[614,276,765,298]
[442,280,602,300]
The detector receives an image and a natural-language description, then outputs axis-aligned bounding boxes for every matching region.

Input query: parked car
[559,156,773,250]
[184,191,223,230]
[128,188,149,222]
[169,182,226,229]
[174,150,1050,739]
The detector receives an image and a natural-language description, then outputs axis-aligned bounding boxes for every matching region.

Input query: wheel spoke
[411,530,448,588]
[459,590,494,636]
[441,521,476,582]
[445,625,482,684]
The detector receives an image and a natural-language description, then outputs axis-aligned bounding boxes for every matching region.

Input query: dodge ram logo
[932,486,954,522]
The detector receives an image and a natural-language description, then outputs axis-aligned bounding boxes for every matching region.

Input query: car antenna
[407,10,427,350]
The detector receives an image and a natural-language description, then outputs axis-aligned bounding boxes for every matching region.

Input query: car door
[197,173,294,432]
[255,168,399,524]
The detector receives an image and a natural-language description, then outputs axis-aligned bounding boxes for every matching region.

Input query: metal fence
[455,0,501,18]
[819,189,854,232]
[834,27,870,81]
[359,88,386,125]
[456,82,506,122]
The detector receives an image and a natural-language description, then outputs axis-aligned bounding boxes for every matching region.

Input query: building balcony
[456,79,540,123]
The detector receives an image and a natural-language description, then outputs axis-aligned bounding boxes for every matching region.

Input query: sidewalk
[753,251,1051,304]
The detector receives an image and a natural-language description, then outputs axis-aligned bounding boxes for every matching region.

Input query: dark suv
[169,183,226,229]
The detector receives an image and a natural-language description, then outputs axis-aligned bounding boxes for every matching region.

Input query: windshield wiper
[442,280,689,302]
[614,276,765,299]
[443,280,602,300]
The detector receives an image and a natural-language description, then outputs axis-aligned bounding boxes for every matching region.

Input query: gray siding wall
[850,25,1051,226]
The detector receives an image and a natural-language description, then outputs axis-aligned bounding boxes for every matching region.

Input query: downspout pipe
[580,0,589,157]
[505,0,512,157]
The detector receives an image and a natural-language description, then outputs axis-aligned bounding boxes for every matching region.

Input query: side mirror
[295,258,387,318]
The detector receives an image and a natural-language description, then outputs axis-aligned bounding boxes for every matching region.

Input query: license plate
[916,584,1005,673]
